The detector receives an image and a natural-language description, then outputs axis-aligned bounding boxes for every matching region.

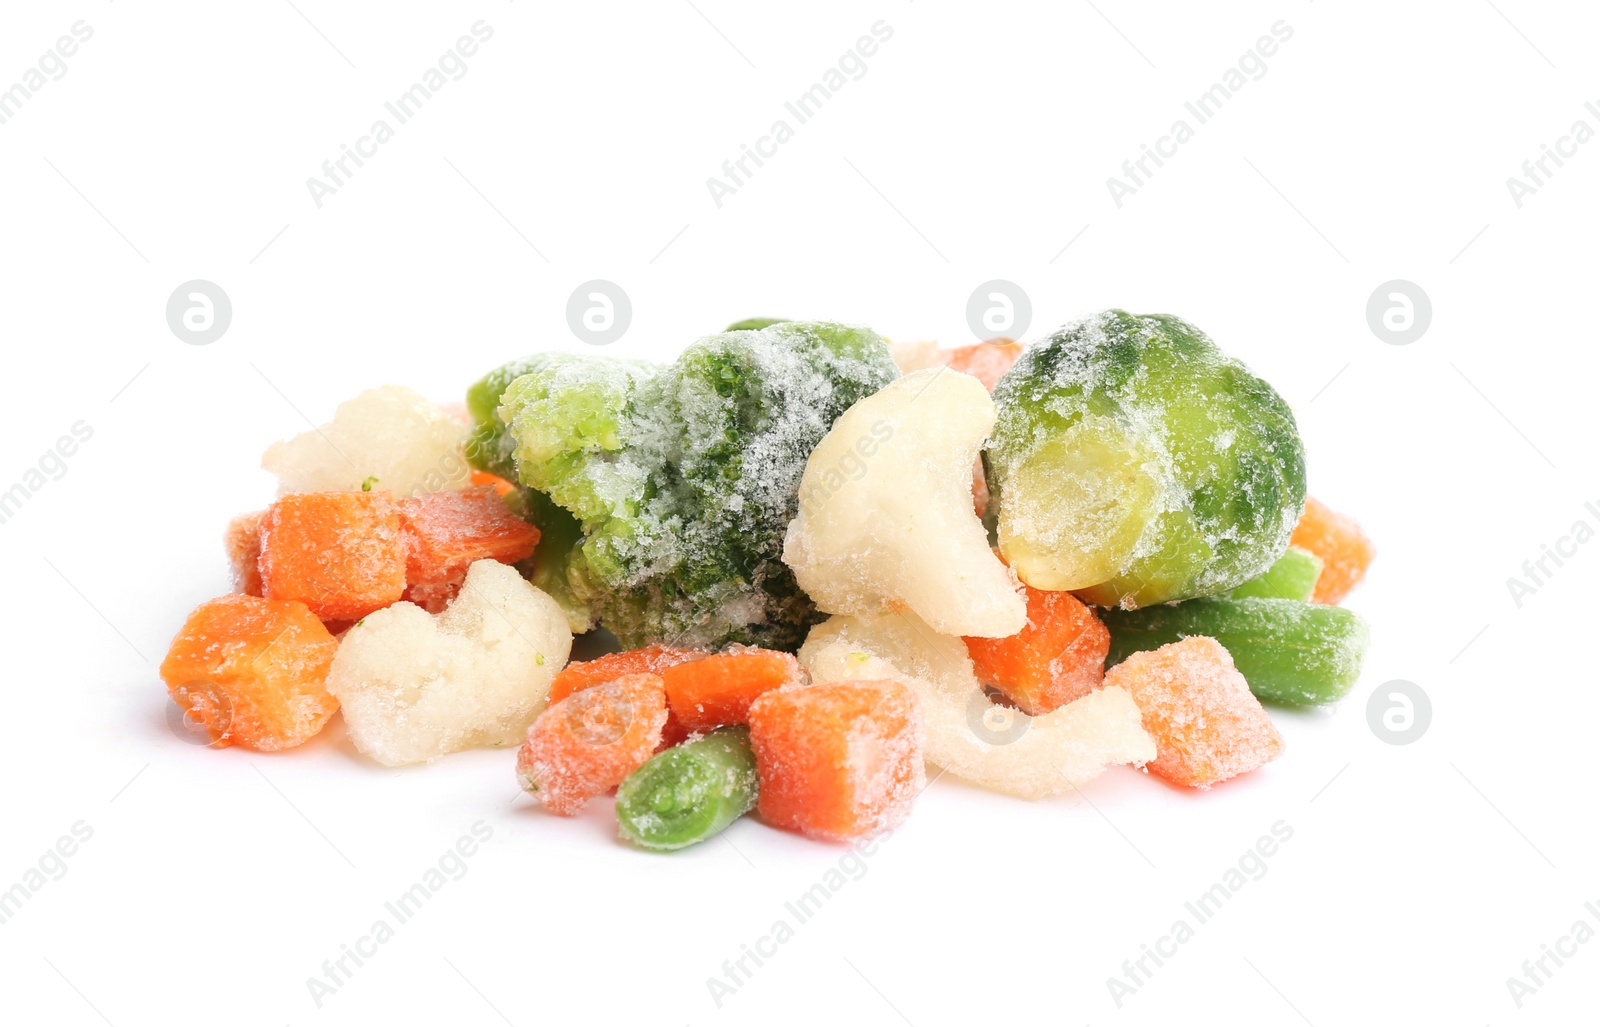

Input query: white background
[0,1,1595,1024]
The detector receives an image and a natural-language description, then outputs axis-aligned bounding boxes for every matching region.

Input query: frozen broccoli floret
[486,321,897,650]
[986,310,1306,608]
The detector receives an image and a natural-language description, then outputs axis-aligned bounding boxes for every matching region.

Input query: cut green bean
[615,727,758,851]
[1222,546,1323,601]
[1102,597,1368,706]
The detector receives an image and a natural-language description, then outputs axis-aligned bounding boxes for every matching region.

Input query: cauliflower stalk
[467,321,898,650]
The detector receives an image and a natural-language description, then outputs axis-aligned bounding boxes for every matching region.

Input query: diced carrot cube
[398,485,540,610]
[748,679,924,841]
[516,673,669,815]
[259,491,406,622]
[964,584,1109,715]
[1290,496,1375,605]
[224,511,265,596]
[548,643,706,750]
[548,644,707,704]
[662,647,799,732]
[470,469,518,498]
[1104,636,1282,787]
[945,338,1023,393]
[159,594,340,751]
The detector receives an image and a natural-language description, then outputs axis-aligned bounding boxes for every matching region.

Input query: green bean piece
[1223,546,1323,601]
[616,727,758,851]
[1103,597,1368,706]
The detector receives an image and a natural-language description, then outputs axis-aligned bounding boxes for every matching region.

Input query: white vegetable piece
[783,367,1025,638]
[799,611,1154,798]
[262,384,471,497]
[328,560,572,766]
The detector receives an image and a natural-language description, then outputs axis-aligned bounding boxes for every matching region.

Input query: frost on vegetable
[798,611,1154,798]
[480,321,898,650]
[986,310,1306,608]
[262,385,472,497]
[784,368,1025,638]
[326,560,572,766]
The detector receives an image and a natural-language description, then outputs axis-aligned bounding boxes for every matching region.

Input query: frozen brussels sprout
[784,368,1025,638]
[472,322,898,650]
[986,310,1306,608]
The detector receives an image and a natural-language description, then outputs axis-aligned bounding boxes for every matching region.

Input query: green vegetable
[1103,597,1368,706]
[1223,546,1322,601]
[616,727,758,851]
[484,321,897,649]
[986,310,1306,608]
[724,317,789,332]
[360,476,378,492]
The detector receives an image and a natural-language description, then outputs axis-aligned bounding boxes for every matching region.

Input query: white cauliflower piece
[262,384,471,497]
[799,611,1154,798]
[783,367,1025,638]
[887,339,947,375]
[327,560,571,766]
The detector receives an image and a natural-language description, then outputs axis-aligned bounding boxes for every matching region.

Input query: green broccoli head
[987,310,1306,609]
[483,321,897,650]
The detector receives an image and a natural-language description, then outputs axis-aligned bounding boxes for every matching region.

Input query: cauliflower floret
[798,611,1153,798]
[327,560,572,766]
[263,385,471,497]
[783,367,1026,638]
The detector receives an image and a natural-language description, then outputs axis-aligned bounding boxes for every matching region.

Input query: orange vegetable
[516,673,668,815]
[159,594,340,751]
[548,643,706,705]
[259,491,406,622]
[944,338,1024,392]
[398,485,540,610]
[748,679,924,841]
[470,469,518,498]
[1290,496,1375,604]
[662,647,799,732]
[964,584,1109,715]
[224,511,265,596]
[1104,636,1282,787]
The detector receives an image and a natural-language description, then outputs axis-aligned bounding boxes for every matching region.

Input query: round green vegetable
[986,310,1306,608]
[616,728,758,851]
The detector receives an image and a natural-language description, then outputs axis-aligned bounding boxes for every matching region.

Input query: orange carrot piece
[662,647,799,732]
[224,511,265,596]
[964,584,1109,715]
[1104,636,1282,787]
[259,491,406,622]
[1290,496,1375,605]
[398,485,539,610]
[516,673,668,815]
[470,469,517,498]
[748,679,924,841]
[160,594,340,751]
